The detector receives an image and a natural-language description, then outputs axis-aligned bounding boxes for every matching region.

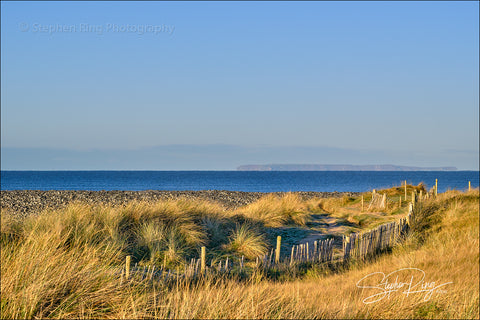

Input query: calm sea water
[1,171,478,193]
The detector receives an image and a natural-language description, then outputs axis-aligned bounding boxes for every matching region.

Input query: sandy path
[298,214,350,244]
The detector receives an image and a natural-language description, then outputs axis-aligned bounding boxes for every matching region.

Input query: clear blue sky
[1,1,479,170]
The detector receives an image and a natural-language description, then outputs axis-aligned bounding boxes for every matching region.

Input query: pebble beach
[0,190,360,217]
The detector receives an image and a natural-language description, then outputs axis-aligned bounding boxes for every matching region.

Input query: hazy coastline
[237,164,458,171]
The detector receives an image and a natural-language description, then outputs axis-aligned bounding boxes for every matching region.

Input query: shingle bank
[0,190,360,217]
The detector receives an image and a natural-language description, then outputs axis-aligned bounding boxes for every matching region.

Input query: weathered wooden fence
[290,238,334,264]
[121,236,337,283]
[342,218,409,262]
[367,188,433,212]
[254,237,335,269]
[343,192,422,263]
[121,255,237,283]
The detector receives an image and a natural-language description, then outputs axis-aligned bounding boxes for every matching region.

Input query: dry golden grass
[1,214,125,318]
[235,192,311,227]
[136,190,479,319]
[1,190,478,318]
[223,223,268,259]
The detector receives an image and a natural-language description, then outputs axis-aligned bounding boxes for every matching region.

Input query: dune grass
[223,223,268,259]
[235,192,311,227]
[1,189,478,318]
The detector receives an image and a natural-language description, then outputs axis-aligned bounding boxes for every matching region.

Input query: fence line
[342,218,409,262]
[122,197,423,283]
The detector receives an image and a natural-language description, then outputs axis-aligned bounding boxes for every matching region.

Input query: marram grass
[1,189,478,319]
[235,192,311,227]
[223,223,268,259]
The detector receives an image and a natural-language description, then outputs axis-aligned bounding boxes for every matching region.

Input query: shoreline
[0,190,360,217]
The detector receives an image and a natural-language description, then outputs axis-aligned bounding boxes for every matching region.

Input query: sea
[1,171,478,193]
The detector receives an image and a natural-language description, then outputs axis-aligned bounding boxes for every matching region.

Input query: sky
[1,1,479,170]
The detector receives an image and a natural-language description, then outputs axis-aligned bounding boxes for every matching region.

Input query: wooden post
[399,196,401,208]
[275,236,281,263]
[200,246,206,274]
[381,193,386,209]
[361,195,364,212]
[319,241,322,262]
[435,179,438,197]
[404,180,407,201]
[343,235,350,262]
[469,181,471,192]
[328,238,333,261]
[125,255,131,280]
[419,190,422,201]
[290,246,294,265]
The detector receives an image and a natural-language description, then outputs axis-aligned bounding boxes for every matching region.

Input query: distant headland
[237,164,458,171]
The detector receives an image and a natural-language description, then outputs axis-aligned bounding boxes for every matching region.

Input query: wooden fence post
[469,181,471,192]
[404,180,407,201]
[399,196,401,208]
[200,246,206,274]
[435,179,438,197]
[343,235,350,262]
[125,255,131,280]
[275,236,281,263]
